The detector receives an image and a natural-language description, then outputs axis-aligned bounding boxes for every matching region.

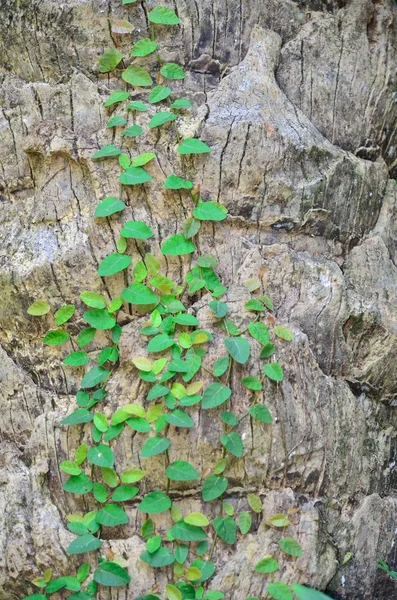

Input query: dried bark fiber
[0,1,396,599]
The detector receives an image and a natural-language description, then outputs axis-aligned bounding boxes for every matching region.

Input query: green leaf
[43,329,69,346]
[22,595,48,600]
[111,485,139,502]
[260,342,276,358]
[173,313,199,326]
[245,299,264,312]
[121,468,146,483]
[121,125,143,138]
[138,491,172,514]
[107,115,127,128]
[247,493,262,513]
[220,411,238,426]
[131,38,157,57]
[242,376,262,391]
[165,460,200,481]
[238,511,252,534]
[45,576,81,593]
[147,384,169,401]
[53,304,75,325]
[264,363,284,382]
[149,111,177,128]
[75,443,88,464]
[126,416,151,432]
[98,253,132,276]
[127,100,148,111]
[147,334,174,352]
[177,138,211,155]
[122,0,137,4]
[61,409,93,426]
[166,409,194,428]
[93,482,108,502]
[99,48,123,73]
[278,537,303,557]
[224,337,250,364]
[249,404,272,424]
[122,65,153,86]
[132,152,156,167]
[60,461,81,476]
[96,504,129,526]
[80,291,106,308]
[102,467,119,487]
[92,145,121,159]
[119,153,131,169]
[87,444,114,468]
[141,436,170,457]
[27,299,51,316]
[193,201,227,221]
[170,98,193,109]
[120,166,153,185]
[213,516,237,544]
[267,514,290,527]
[148,6,180,24]
[116,236,127,253]
[183,217,201,238]
[292,585,333,600]
[255,556,279,573]
[140,547,175,568]
[77,563,90,583]
[267,583,293,600]
[121,220,153,239]
[84,309,116,330]
[63,351,90,367]
[202,475,228,501]
[202,383,231,409]
[67,534,102,555]
[160,63,186,80]
[146,535,162,553]
[77,328,96,348]
[80,367,110,388]
[189,559,215,583]
[274,325,293,341]
[63,473,93,495]
[149,85,172,103]
[221,432,243,457]
[170,521,207,542]
[104,90,130,107]
[213,356,229,377]
[248,322,270,345]
[184,512,209,527]
[164,174,193,190]
[95,197,125,217]
[94,562,131,586]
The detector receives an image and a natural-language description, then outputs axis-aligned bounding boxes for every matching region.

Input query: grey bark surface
[0,0,396,599]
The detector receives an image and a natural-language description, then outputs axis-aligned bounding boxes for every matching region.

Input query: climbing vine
[23,3,332,600]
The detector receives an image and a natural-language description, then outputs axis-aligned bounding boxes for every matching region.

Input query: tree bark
[0,1,396,599]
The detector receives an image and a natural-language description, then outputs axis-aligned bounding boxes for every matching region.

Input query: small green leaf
[22,595,48,600]
[140,547,175,568]
[190,559,215,583]
[161,234,195,256]
[183,217,201,238]
[221,432,244,457]
[28,300,50,316]
[77,328,96,347]
[119,166,153,185]
[94,562,131,586]
[248,322,270,345]
[164,174,193,190]
[147,334,174,352]
[97,253,132,276]
[121,220,153,240]
[95,197,125,217]
[99,48,123,73]
[80,292,106,309]
[166,409,194,428]
[224,337,250,364]
[131,38,158,57]
[165,461,200,481]
[67,534,103,555]
[127,100,148,111]
[247,493,262,513]
[202,475,228,501]
[44,329,69,346]
[121,125,143,138]
[80,367,110,388]
[148,6,180,25]
[213,516,237,544]
[213,356,229,377]
[87,444,114,468]
[63,473,93,495]
[170,521,207,542]
[220,411,239,426]
[149,85,171,103]
[278,537,303,557]
[149,111,177,128]
[242,376,262,391]
[84,309,116,330]
[96,504,129,526]
[132,152,156,167]
[274,325,293,341]
[111,485,139,502]
[116,236,127,254]
[170,98,193,109]
[121,468,146,483]
[264,363,284,382]
[267,514,290,527]
[141,436,170,457]
[138,491,172,513]
[122,65,153,86]
[93,482,108,502]
[92,145,121,159]
[193,201,227,221]
[61,409,94,425]
[60,461,81,475]
[119,153,131,169]
[160,63,186,80]
[260,342,276,358]
[63,351,90,367]
[249,404,273,424]
[184,512,209,527]
[173,313,199,326]
[202,383,231,409]
[104,90,130,107]
[255,556,279,573]
[209,301,228,318]
[267,583,293,600]
[239,511,252,534]
[292,585,333,600]
[245,299,264,312]
[107,115,127,128]
[177,138,211,154]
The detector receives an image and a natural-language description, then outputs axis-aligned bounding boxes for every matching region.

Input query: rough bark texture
[0,0,397,599]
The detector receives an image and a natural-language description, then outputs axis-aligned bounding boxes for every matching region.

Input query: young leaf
[94,562,131,586]
[220,411,239,426]
[267,583,293,600]
[92,145,121,159]
[87,444,114,468]
[164,174,193,190]
[132,152,156,167]
[184,512,209,527]
[83,309,116,330]
[140,546,175,568]
[202,383,231,409]
[127,100,148,111]
[213,516,237,544]
[278,537,303,557]
[96,504,129,526]
[107,115,127,128]
[245,299,264,312]
[80,367,110,388]
[242,376,262,391]
[60,461,81,476]
[274,325,293,341]
[248,322,270,345]
[67,534,103,555]
[148,6,180,24]
[111,19,133,34]
[170,521,207,542]
[189,559,215,583]
[63,473,93,495]
[147,334,174,352]
[149,85,172,103]
[27,300,51,316]
[119,166,153,185]
[122,65,153,86]
[119,153,131,169]
[166,409,194,428]
[97,253,132,276]
[221,432,244,457]
[170,98,193,109]
[131,38,157,57]
[141,436,170,457]
[121,468,146,483]
[43,329,70,346]
[224,337,250,364]
[183,217,201,238]
[160,63,186,80]
[161,234,195,256]
[213,356,229,377]
[177,138,211,154]
[255,556,279,573]
[104,90,130,107]
[93,481,108,502]
[99,48,123,73]
[247,493,262,513]
[95,197,125,217]
[165,461,200,481]
[239,511,252,534]
[63,351,90,367]
[249,405,272,424]
[202,475,228,501]
[111,485,139,502]
[193,201,227,221]
[149,111,177,128]
[267,514,290,527]
[264,363,284,382]
[138,491,172,513]
[61,409,94,426]
[80,291,106,308]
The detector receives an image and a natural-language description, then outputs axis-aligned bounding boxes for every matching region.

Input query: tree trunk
[0,0,396,599]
